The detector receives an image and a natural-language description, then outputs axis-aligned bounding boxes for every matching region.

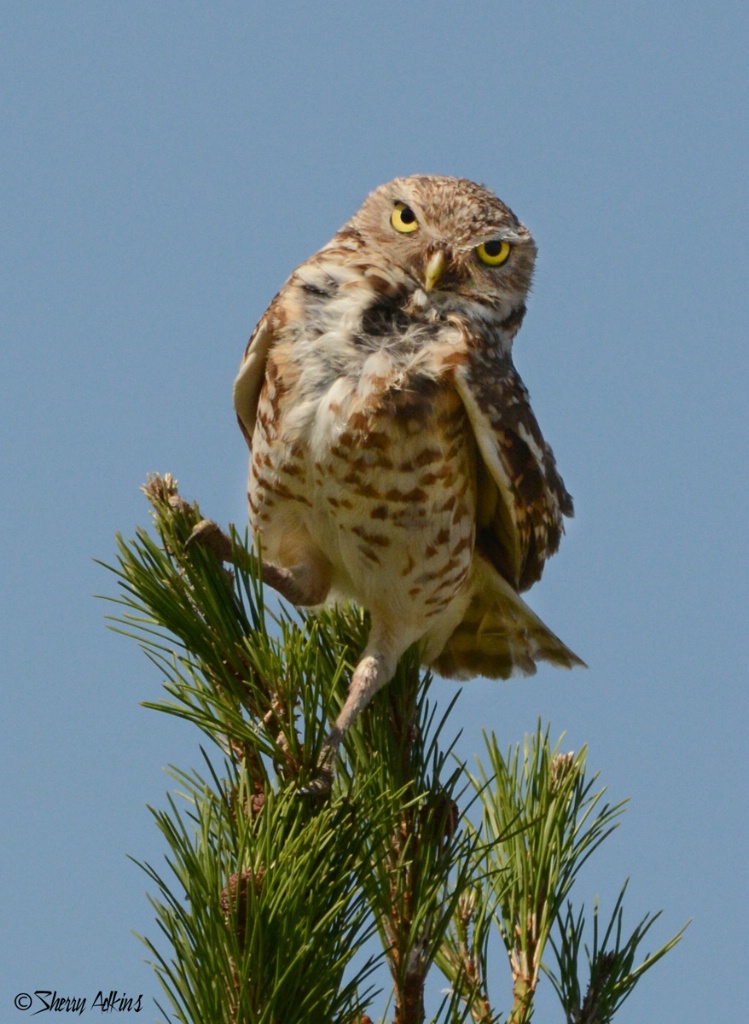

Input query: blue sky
[2,3,746,1021]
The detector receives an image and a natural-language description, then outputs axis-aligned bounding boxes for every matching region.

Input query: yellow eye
[390,202,419,233]
[476,239,511,266]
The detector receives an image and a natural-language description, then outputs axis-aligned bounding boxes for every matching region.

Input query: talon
[297,735,341,798]
[297,768,334,799]
[186,518,233,562]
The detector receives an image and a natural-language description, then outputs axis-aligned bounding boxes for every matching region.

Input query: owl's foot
[298,648,398,798]
[186,518,329,607]
[186,518,234,562]
[297,729,342,798]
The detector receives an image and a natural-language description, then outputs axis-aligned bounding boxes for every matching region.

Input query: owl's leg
[186,518,330,606]
[300,633,402,797]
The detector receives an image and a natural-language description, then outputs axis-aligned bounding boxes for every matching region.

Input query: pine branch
[100,475,688,1024]
[466,727,626,1024]
[544,881,690,1023]
[344,660,482,1024]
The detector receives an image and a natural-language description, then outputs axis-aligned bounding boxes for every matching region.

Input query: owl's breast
[307,357,476,615]
[249,319,478,626]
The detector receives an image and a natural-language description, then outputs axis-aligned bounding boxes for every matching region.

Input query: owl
[201,175,584,790]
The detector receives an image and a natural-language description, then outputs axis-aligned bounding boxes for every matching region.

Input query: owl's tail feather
[432,558,586,681]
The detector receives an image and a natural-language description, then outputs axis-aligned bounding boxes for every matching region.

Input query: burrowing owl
[212,175,584,787]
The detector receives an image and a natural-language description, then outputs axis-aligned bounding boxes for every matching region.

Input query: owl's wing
[233,311,276,446]
[454,354,574,593]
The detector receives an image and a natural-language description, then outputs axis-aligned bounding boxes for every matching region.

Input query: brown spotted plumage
[228,175,584,789]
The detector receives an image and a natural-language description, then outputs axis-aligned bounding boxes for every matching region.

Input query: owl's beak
[423,249,446,292]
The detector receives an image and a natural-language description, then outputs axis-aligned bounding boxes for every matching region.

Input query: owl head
[330,175,537,325]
